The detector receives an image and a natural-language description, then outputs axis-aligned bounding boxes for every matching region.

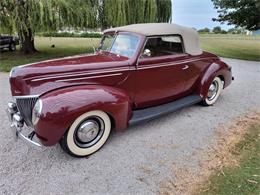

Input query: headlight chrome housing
[32,99,43,126]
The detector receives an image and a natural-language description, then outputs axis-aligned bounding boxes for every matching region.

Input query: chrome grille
[15,96,39,127]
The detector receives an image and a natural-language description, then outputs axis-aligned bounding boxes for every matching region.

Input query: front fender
[35,85,132,146]
[196,60,232,98]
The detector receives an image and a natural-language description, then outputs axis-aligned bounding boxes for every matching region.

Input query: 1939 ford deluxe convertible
[6,23,233,157]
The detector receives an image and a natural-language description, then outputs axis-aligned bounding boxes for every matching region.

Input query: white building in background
[246,30,252,35]
[252,29,260,36]
[246,29,260,36]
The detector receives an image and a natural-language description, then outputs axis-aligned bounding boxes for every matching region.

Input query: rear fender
[196,60,232,98]
[35,85,132,146]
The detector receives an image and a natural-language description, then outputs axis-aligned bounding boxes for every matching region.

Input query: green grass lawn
[0,34,259,72]
[200,34,260,61]
[0,37,100,72]
[202,123,260,195]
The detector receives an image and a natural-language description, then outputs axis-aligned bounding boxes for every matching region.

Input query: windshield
[99,34,139,58]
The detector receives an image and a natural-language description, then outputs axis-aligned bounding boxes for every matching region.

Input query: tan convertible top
[104,23,202,56]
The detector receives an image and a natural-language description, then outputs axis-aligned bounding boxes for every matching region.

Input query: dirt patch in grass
[159,110,260,195]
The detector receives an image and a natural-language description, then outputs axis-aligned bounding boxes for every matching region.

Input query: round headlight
[32,99,43,126]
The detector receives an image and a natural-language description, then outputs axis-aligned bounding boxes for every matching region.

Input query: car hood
[10,52,130,96]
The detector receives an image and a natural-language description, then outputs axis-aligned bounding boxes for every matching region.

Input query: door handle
[182,65,189,70]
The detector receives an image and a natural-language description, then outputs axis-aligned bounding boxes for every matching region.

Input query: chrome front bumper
[6,102,43,148]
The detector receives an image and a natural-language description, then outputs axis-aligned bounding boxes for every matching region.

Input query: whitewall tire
[202,77,223,106]
[60,110,111,157]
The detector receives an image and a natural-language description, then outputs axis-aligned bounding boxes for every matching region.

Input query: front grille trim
[14,95,39,127]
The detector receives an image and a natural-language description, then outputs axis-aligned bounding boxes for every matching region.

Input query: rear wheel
[60,110,111,157]
[202,77,223,106]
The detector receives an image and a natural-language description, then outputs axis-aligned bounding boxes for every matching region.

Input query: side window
[141,35,184,58]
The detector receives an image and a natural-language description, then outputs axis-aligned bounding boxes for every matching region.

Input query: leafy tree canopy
[212,0,260,31]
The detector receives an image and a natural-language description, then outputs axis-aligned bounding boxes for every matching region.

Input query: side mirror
[142,49,151,57]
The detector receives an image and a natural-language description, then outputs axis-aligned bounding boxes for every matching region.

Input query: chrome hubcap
[207,81,219,101]
[74,117,105,148]
[77,120,99,143]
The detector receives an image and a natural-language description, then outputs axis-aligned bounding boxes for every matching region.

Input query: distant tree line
[198,26,247,34]
[0,0,172,54]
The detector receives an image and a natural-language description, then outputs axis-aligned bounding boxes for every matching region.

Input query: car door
[182,59,211,93]
[129,35,190,108]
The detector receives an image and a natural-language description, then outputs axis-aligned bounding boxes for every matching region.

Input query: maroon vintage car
[6,23,233,157]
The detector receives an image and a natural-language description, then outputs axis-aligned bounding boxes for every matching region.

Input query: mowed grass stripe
[200,34,260,61]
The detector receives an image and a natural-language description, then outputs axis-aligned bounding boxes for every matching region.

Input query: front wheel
[202,77,223,106]
[60,110,111,157]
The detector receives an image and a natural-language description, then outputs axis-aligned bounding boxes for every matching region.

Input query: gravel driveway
[0,58,259,195]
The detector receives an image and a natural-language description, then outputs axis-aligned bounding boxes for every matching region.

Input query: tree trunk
[20,28,37,54]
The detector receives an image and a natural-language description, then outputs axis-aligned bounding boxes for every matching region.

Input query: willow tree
[156,0,172,22]
[0,0,99,54]
[125,0,146,25]
[102,0,127,27]
[144,0,157,22]
[0,0,172,54]
[100,0,172,29]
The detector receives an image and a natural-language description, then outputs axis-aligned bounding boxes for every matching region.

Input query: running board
[129,95,202,126]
